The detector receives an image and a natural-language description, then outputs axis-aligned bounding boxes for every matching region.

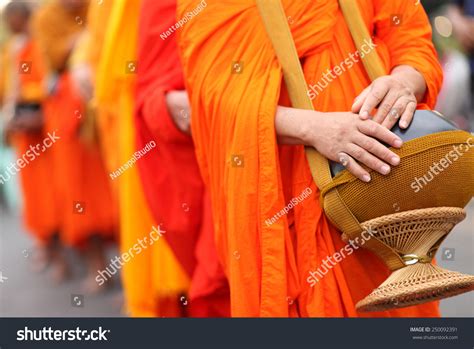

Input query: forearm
[275,106,320,145]
[391,65,427,103]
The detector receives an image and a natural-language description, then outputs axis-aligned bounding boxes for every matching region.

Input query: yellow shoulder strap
[338,0,386,80]
[255,0,406,270]
[255,0,361,234]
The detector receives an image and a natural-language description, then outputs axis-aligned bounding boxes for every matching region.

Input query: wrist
[297,109,323,147]
[391,65,426,101]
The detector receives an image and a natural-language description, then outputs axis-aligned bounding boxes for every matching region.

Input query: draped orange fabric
[92,0,190,317]
[177,0,443,317]
[135,0,229,316]
[2,38,58,243]
[33,0,115,247]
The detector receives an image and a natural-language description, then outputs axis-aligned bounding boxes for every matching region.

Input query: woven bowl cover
[323,130,474,226]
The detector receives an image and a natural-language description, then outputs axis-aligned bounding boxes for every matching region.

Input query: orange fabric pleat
[42,73,116,247]
[5,39,59,243]
[177,0,443,317]
[11,132,58,242]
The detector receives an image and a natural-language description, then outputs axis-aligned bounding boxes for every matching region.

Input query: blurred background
[0,0,473,317]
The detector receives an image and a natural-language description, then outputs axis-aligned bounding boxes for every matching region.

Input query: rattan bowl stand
[354,207,474,312]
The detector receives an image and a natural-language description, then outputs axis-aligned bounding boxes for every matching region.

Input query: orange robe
[177,0,443,317]
[32,0,115,247]
[135,0,229,316]
[92,0,190,316]
[1,38,58,243]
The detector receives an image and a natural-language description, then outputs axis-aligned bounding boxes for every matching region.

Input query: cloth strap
[255,0,406,270]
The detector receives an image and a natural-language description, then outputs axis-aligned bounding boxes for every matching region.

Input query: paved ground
[0,201,473,317]
[0,208,123,317]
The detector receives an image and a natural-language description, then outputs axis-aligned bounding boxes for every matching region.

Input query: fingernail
[381,165,391,175]
[394,139,403,148]
[400,121,408,128]
[360,111,369,118]
[362,174,371,182]
[391,156,400,165]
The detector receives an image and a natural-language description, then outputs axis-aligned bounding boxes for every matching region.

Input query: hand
[352,75,418,130]
[71,63,94,101]
[300,111,403,182]
[165,90,191,135]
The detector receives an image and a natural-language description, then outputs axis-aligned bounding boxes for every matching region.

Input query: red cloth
[135,0,229,317]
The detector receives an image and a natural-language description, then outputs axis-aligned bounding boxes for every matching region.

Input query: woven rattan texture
[324,131,474,224]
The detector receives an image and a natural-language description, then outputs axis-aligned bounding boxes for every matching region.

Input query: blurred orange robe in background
[0,37,58,243]
[91,0,190,316]
[177,0,443,317]
[32,0,115,247]
[135,0,229,316]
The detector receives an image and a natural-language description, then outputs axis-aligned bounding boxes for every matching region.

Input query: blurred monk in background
[32,0,116,292]
[0,1,62,280]
[177,0,442,317]
[71,0,190,316]
[135,0,229,316]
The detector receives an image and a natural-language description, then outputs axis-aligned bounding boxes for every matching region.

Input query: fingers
[345,143,392,176]
[373,89,399,124]
[353,75,419,130]
[357,119,403,148]
[380,94,416,129]
[358,81,390,120]
[353,134,400,167]
[381,109,400,129]
[381,101,404,130]
[338,152,371,182]
[399,100,416,129]
[351,86,370,115]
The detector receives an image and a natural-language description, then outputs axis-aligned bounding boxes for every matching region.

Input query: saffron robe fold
[177,0,443,317]
[135,0,229,316]
[1,38,58,243]
[92,0,190,316]
[33,0,115,247]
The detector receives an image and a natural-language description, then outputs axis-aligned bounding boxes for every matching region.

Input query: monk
[73,0,190,316]
[177,0,443,317]
[135,0,230,316]
[0,1,62,277]
[32,0,116,291]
